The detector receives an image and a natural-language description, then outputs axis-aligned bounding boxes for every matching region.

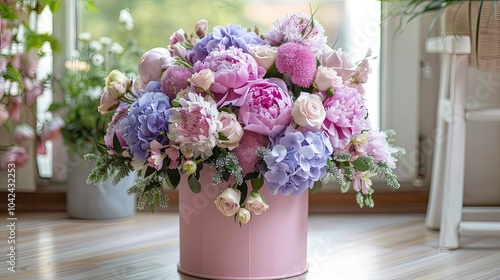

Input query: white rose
[291,92,326,131]
[314,66,343,92]
[105,70,131,87]
[217,112,243,150]
[247,45,278,70]
[237,208,251,224]
[214,188,241,217]
[245,192,269,216]
[190,69,215,92]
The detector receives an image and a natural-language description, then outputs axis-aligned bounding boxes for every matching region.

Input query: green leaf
[5,65,23,84]
[94,139,107,154]
[236,182,248,206]
[2,118,13,134]
[47,102,65,112]
[243,172,259,181]
[251,176,264,192]
[309,180,323,194]
[144,166,156,178]
[82,0,99,12]
[352,158,369,172]
[112,133,123,154]
[166,168,181,189]
[218,132,229,141]
[164,176,175,191]
[263,63,283,79]
[340,180,351,194]
[188,175,201,193]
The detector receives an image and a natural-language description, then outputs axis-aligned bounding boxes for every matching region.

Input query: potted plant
[47,8,142,219]
[383,0,499,71]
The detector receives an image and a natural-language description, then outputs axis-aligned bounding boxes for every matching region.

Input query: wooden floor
[1,213,500,280]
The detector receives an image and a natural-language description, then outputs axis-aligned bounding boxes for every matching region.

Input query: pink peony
[1,146,29,170]
[193,46,265,106]
[322,85,370,149]
[233,131,269,175]
[237,78,293,136]
[8,95,22,122]
[275,42,316,88]
[160,65,192,100]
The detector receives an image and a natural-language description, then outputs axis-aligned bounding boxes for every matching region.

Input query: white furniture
[425,36,500,250]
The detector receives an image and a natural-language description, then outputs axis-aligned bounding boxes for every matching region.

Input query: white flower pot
[66,159,136,219]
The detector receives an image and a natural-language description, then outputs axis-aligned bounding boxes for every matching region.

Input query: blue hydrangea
[188,24,265,64]
[264,129,333,195]
[121,92,171,161]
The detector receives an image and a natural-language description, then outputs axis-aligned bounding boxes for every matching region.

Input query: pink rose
[105,70,131,87]
[13,124,35,145]
[21,50,38,78]
[189,69,214,92]
[98,82,124,114]
[40,115,64,143]
[247,45,278,70]
[314,66,343,92]
[1,146,29,170]
[245,191,269,215]
[214,188,241,217]
[292,92,326,131]
[8,96,22,122]
[217,111,243,150]
[0,104,8,125]
[138,48,175,84]
[237,78,293,136]
[320,49,356,82]
[195,19,208,38]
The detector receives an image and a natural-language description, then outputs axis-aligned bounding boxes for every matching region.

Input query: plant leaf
[352,158,369,172]
[310,180,323,194]
[188,175,201,193]
[236,182,248,206]
[251,175,264,192]
[166,168,181,189]
[144,166,156,178]
[112,133,123,154]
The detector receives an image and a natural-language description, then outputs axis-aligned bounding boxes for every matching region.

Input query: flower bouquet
[86,12,404,224]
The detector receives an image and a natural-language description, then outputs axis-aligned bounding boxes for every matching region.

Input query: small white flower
[237,208,251,224]
[99,36,112,46]
[78,32,91,41]
[110,42,124,54]
[119,9,134,31]
[91,54,104,66]
[89,41,102,51]
[70,49,80,59]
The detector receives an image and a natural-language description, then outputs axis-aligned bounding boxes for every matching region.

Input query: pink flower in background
[0,56,8,73]
[237,78,293,136]
[0,104,8,125]
[193,46,265,106]
[233,131,269,175]
[320,49,357,82]
[40,115,64,143]
[275,42,316,87]
[24,77,43,106]
[138,47,175,84]
[169,29,186,45]
[0,19,12,50]
[13,123,34,144]
[1,145,29,170]
[21,50,38,78]
[322,85,370,149]
[8,95,22,122]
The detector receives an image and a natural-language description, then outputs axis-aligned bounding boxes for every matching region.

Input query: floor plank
[1,213,499,279]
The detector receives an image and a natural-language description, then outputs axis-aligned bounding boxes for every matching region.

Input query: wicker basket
[443,2,500,72]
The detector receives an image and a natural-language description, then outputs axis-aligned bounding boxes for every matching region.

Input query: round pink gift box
[178,170,309,279]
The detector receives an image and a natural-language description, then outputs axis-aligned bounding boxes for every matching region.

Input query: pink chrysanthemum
[160,65,192,100]
[233,131,269,175]
[322,85,370,149]
[275,42,316,87]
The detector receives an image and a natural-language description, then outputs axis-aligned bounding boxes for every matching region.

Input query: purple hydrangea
[263,127,333,195]
[121,92,172,161]
[188,24,265,64]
